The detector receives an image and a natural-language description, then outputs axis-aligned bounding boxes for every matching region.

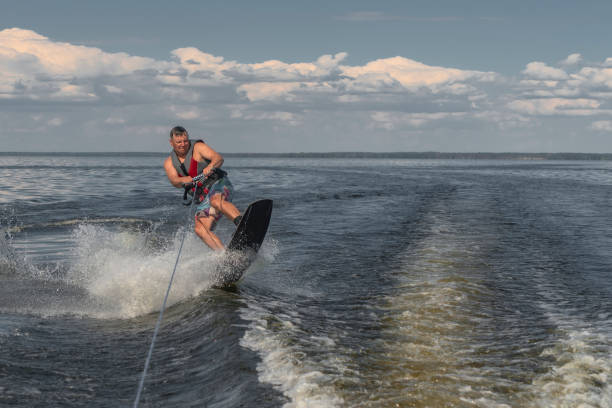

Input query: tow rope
[133,172,211,408]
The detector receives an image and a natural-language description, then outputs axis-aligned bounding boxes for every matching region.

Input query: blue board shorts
[195,177,234,222]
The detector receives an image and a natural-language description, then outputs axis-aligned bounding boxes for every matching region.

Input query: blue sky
[2,0,612,152]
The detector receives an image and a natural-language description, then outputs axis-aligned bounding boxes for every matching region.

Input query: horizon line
[1,151,611,158]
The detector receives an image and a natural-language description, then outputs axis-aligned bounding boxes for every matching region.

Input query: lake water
[1,154,611,407]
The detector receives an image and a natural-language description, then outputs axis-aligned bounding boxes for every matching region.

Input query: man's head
[169,126,190,156]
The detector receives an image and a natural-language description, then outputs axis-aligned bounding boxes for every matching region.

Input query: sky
[2,0,612,153]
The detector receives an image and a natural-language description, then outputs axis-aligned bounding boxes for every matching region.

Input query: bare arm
[194,141,224,175]
[163,156,192,188]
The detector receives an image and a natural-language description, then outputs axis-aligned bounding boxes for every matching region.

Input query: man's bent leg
[194,215,224,250]
[210,193,240,221]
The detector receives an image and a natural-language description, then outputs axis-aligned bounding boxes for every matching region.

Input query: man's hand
[203,166,216,177]
[192,173,207,183]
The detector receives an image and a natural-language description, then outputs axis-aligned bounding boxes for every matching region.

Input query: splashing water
[66,224,226,319]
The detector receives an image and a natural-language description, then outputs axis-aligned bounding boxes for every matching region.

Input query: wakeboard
[214,199,273,287]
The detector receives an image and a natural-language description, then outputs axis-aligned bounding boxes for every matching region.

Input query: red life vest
[169,139,210,177]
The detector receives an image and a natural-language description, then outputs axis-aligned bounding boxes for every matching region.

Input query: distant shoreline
[1,152,611,160]
[226,152,612,161]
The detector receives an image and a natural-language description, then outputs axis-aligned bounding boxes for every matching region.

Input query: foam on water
[367,207,521,407]
[1,222,227,319]
[0,230,18,272]
[525,293,612,407]
[530,326,612,408]
[65,223,222,319]
[236,238,347,408]
[376,206,612,408]
[5,217,152,233]
[240,302,345,408]
[0,228,41,278]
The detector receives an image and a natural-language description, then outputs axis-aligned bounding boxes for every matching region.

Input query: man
[164,126,242,250]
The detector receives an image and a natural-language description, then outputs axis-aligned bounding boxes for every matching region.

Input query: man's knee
[210,194,223,208]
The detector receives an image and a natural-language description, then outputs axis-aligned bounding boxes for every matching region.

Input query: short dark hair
[170,126,188,139]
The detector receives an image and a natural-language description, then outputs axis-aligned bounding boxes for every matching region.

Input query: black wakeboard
[214,199,273,287]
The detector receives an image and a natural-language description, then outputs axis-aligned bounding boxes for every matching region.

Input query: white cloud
[522,62,568,80]
[337,94,361,102]
[336,11,401,21]
[105,117,126,125]
[0,28,162,77]
[168,47,236,84]
[561,53,582,66]
[245,53,346,80]
[519,80,559,88]
[590,120,612,131]
[0,27,493,107]
[571,66,612,89]
[167,48,346,86]
[4,27,612,152]
[104,85,123,94]
[230,107,300,125]
[512,59,612,118]
[0,27,165,101]
[371,111,466,130]
[249,111,299,124]
[176,110,200,120]
[473,110,531,130]
[167,105,213,120]
[508,98,601,116]
[237,82,304,102]
[340,56,496,93]
[335,11,461,22]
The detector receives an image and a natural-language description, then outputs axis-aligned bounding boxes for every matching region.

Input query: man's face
[170,134,190,155]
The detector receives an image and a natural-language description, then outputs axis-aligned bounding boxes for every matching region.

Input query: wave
[372,209,517,407]
[0,223,231,319]
[525,276,612,407]
[239,301,345,408]
[371,200,612,407]
[5,217,153,233]
[529,314,611,408]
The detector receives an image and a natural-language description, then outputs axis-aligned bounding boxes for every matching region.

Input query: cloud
[105,117,125,125]
[231,108,300,125]
[3,27,612,152]
[168,47,237,84]
[472,110,531,130]
[371,111,466,130]
[0,27,165,101]
[335,11,461,22]
[561,53,582,66]
[0,27,493,107]
[511,57,612,122]
[237,82,305,101]
[48,117,63,126]
[508,98,601,116]
[168,48,347,87]
[0,28,162,77]
[244,53,347,80]
[104,85,123,94]
[590,120,612,131]
[522,62,568,80]
[176,110,200,120]
[340,56,496,93]
[571,66,612,89]
[336,11,401,21]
